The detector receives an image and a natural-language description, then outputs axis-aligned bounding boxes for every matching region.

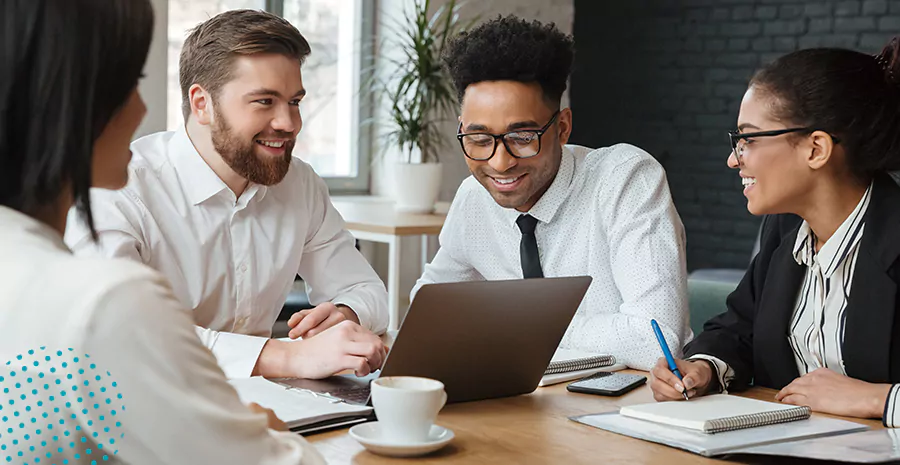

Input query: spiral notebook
[544,349,616,375]
[539,349,623,386]
[620,394,811,434]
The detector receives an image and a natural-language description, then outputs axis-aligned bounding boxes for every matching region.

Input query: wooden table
[309,372,881,464]
[331,197,446,330]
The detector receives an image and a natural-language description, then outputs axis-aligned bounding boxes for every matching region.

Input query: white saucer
[349,422,454,457]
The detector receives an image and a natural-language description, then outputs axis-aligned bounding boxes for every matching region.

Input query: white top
[64,127,389,378]
[413,144,691,370]
[0,206,324,464]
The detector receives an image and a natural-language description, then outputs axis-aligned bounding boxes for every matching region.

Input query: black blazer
[684,173,900,391]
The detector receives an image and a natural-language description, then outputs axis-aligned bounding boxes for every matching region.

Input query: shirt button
[240,264,248,273]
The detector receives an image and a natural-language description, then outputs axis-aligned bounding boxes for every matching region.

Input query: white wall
[136,0,169,139]
[368,0,575,309]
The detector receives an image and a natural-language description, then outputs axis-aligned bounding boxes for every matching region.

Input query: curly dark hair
[442,15,575,106]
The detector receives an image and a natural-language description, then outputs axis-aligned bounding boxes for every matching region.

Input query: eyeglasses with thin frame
[457,110,561,161]
[728,127,841,166]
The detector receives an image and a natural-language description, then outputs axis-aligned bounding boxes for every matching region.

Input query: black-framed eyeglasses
[456,110,560,161]
[728,127,841,166]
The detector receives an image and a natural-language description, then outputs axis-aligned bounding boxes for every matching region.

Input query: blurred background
[139,0,900,320]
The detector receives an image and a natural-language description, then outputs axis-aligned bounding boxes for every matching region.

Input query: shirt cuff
[883,384,900,427]
[203,330,268,379]
[687,354,735,394]
[334,296,387,335]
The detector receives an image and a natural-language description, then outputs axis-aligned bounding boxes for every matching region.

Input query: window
[167,0,371,192]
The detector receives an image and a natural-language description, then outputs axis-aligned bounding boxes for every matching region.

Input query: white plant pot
[393,162,443,213]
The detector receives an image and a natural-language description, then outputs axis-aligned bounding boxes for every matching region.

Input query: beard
[210,107,294,186]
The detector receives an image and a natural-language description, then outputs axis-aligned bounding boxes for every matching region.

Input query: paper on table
[730,429,900,463]
[229,376,372,430]
[571,410,867,457]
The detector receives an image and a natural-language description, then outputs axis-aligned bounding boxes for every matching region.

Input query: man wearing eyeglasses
[411,15,691,370]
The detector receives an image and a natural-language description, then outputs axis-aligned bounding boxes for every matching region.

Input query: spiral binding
[703,405,811,434]
[544,354,616,375]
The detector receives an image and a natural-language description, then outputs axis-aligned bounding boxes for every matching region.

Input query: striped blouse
[693,183,900,427]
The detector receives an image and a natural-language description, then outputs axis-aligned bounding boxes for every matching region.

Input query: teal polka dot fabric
[0,348,125,464]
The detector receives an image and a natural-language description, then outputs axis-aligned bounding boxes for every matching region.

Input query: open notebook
[539,349,624,386]
[620,394,811,433]
[229,377,373,434]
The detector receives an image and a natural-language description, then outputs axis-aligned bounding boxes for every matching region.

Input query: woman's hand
[649,357,715,401]
[775,368,892,419]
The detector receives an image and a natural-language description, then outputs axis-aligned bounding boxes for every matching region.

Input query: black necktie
[516,214,543,279]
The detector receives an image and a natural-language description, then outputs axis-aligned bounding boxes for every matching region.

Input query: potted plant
[375,0,471,213]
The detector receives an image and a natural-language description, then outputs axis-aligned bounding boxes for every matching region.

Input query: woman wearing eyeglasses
[649,36,900,426]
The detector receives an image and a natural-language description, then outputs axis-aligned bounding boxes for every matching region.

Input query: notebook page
[229,376,372,428]
[620,395,804,431]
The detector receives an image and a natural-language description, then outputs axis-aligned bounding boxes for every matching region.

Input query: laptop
[274,276,592,405]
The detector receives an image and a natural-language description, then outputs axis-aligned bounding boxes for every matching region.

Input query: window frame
[167,0,373,193]
[269,0,373,193]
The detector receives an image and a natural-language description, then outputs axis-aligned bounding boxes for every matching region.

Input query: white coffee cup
[371,376,447,444]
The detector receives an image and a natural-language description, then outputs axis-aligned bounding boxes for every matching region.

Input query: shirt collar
[169,125,228,206]
[168,125,270,206]
[0,206,70,254]
[793,182,873,278]
[504,146,576,226]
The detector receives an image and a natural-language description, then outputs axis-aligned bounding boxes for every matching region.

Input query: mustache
[254,131,295,140]
[480,170,528,178]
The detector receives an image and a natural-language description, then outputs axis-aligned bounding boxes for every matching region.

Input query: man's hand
[255,320,386,379]
[247,402,288,432]
[649,357,715,402]
[287,302,360,339]
[775,368,891,419]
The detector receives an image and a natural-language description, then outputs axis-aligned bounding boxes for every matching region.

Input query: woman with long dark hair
[0,1,324,462]
[650,37,900,427]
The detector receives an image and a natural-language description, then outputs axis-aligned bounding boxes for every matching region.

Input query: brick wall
[569,0,900,270]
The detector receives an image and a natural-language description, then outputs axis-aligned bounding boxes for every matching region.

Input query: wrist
[872,384,893,419]
[336,304,360,324]
[690,359,716,394]
[254,339,295,378]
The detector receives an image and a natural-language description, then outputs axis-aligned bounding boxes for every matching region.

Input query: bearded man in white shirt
[65,9,388,380]
[412,15,692,370]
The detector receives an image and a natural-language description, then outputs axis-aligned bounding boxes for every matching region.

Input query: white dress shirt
[64,126,388,378]
[692,183,900,427]
[0,206,324,464]
[413,144,691,370]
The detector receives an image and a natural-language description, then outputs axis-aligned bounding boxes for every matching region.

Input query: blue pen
[651,319,689,400]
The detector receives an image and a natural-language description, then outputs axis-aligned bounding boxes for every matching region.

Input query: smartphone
[566,371,647,396]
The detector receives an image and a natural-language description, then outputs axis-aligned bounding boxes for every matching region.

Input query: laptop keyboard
[328,386,371,405]
[271,373,376,405]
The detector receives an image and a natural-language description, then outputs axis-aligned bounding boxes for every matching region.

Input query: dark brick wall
[569,0,900,270]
